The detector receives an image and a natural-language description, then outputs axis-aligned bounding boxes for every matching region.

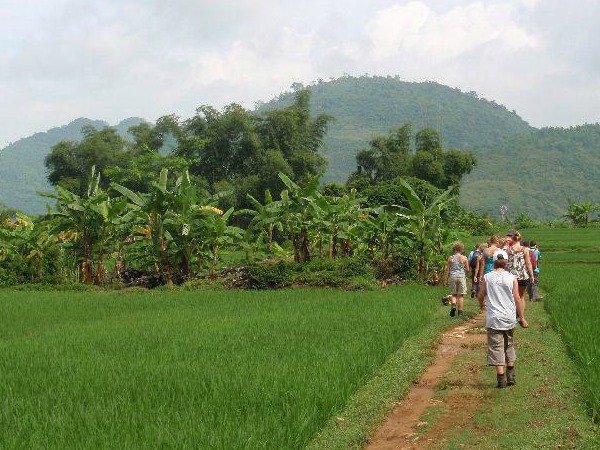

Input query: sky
[1,0,599,148]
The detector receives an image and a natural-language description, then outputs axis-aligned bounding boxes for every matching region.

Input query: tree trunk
[301,228,311,262]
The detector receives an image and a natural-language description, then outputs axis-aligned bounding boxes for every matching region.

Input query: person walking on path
[475,235,501,286]
[444,241,470,317]
[478,250,528,388]
[468,243,483,298]
[507,231,535,310]
[527,240,542,301]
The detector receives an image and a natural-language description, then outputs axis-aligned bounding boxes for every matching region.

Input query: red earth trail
[365,312,487,450]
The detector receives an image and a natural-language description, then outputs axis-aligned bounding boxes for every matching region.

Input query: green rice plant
[0,287,439,449]
[519,227,600,251]
[467,227,600,252]
[542,251,600,264]
[544,264,600,422]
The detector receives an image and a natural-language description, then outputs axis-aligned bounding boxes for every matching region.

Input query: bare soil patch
[365,313,487,450]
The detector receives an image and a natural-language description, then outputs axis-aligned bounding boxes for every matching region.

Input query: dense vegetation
[0,165,469,287]
[346,124,477,191]
[461,124,600,218]
[1,76,533,215]
[1,75,599,219]
[261,76,532,182]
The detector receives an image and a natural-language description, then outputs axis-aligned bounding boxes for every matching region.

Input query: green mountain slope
[261,76,533,181]
[461,125,600,219]
[2,77,598,220]
[0,117,145,214]
[264,76,599,219]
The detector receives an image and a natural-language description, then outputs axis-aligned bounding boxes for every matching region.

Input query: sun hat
[493,249,508,261]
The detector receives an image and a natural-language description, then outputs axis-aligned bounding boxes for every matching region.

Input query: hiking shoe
[450,306,456,317]
[497,374,507,388]
[507,369,516,386]
[457,310,464,317]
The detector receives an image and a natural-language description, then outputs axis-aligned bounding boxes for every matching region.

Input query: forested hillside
[461,125,600,218]
[260,75,533,181]
[263,76,600,219]
[0,117,144,213]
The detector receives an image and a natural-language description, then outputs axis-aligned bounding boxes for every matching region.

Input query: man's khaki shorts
[450,276,467,295]
[487,328,516,366]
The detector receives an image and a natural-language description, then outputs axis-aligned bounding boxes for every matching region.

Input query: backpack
[469,249,481,271]
[529,248,538,270]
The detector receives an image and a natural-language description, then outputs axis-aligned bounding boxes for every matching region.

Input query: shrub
[244,257,379,290]
[246,261,293,289]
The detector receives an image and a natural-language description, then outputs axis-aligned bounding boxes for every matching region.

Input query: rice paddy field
[536,227,600,422]
[0,226,598,448]
[0,286,444,449]
[519,227,600,252]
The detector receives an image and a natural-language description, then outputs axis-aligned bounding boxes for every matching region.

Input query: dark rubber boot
[497,374,507,388]
[507,368,516,386]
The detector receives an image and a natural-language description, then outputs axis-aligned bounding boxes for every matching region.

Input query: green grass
[542,251,600,263]
[442,302,600,448]
[466,226,600,252]
[307,285,454,449]
[544,264,600,422]
[0,287,442,449]
[1,226,598,448]
[509,227,600,251]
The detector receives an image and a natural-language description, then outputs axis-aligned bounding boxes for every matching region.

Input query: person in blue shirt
[526,240,542,301]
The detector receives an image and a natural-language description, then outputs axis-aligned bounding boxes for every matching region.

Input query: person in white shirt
[478,250,529,388]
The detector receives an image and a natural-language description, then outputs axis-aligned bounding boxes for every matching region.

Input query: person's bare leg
[519,285,527,311]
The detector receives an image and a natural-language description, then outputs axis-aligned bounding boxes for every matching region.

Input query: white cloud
[0,0,599,147]
[365,1,538,63]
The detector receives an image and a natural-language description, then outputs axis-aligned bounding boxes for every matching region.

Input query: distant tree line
[45,90,332,212]
[44,89,480,220]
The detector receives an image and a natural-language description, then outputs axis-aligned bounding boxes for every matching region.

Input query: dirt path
[365,312,487,450]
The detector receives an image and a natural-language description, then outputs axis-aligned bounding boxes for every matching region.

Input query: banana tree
[0,214,49,282]
[564,200,599,227]
[165,172,242,276]
[161,171,205,277]
[111,168,176,284]
[356,210,407,263]
[313,189,367,258]
[90,194,128,283]
[241,189,284,256]
[392,179,454,280]
[42,167,122,284]
[278,173,321,262]
[197,206,245,270]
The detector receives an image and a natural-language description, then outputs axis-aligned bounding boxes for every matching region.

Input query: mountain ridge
[1,76,598,219]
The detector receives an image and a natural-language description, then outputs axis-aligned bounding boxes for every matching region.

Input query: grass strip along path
[310,298,600,449]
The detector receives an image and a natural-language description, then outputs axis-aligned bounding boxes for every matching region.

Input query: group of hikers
[443,230,542,388]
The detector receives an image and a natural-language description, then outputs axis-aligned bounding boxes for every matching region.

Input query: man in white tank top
[478,250,528,388]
